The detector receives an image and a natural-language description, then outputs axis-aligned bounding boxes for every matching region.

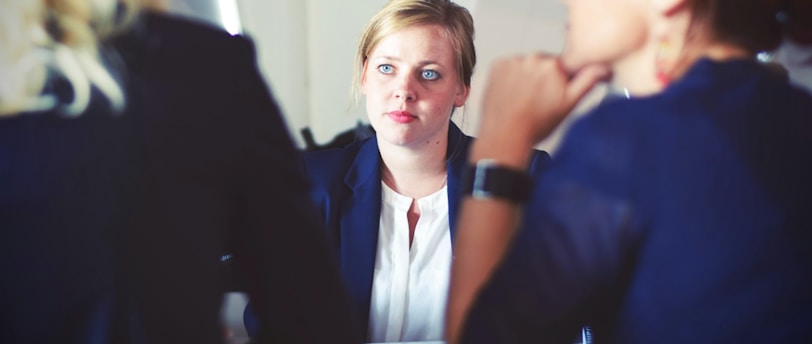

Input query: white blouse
[367,182,452,343]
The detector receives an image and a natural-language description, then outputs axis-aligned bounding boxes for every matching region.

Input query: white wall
[302,0,387,145]
[164,0,811,152]
[236,0,310,146]
[461,0,603,153]
[236,0,382,147]
[236,0,605,151]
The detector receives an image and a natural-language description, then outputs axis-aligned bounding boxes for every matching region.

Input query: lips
[386,110,416,124]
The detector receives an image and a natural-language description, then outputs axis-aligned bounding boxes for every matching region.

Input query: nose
[393,73,416,101]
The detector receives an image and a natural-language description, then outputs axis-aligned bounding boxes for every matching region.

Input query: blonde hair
[352,0,475,104]
[0,0,139,117]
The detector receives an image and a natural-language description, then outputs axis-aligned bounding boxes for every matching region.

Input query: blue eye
[422,70,439,80]
[378,64,394,74]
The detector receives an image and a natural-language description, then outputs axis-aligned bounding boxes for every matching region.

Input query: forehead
[368,24,456,65]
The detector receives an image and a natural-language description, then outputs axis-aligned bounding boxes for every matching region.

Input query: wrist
[470,132,535,170]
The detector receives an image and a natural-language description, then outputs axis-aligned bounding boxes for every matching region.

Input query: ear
[453,84,470,107]
[651,0,689,17]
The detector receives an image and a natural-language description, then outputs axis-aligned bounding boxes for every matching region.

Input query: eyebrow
[372,56,443,67]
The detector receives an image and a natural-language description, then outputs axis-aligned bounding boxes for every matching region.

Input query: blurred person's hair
[0,0,139,117]
[783,0,812,45]
[688,0,800,54]
[351,0,476,106]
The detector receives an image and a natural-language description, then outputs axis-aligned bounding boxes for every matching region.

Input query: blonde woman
[0,1,359,343]
[303,0,548,342]
[245,2,510,341]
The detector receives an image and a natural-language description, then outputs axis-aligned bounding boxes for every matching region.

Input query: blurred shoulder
[141,11,249,48]
[115,11,255,64]
[528,148,552,177]
[304,139,370,183]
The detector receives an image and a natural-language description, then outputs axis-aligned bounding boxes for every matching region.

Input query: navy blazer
[1,12,360,344]
[462,59,812,343]
[304,122,551,336]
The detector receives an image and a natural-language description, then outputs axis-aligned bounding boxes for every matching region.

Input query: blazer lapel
[446,122,471,245]
[340,137,382,333]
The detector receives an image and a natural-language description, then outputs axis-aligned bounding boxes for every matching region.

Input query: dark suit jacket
[0,12,360,344]
[462,59,812,343]
[303,122,551,336]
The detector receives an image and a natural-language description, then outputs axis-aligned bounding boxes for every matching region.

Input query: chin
[561,48,614,77]
[560,51,586,75]
[376,127,413,146]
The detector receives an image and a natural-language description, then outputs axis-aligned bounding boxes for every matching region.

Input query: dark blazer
[462,59,812,343]
[304,122,551,335]
[0,12,360,344]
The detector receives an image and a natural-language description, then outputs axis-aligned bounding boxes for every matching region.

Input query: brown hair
[689,0,794,53]
[352,0,475,102]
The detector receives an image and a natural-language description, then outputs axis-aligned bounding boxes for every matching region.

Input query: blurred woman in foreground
[447,0,812,342]
[0,1,359,343]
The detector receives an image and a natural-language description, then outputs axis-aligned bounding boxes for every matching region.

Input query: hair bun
[781,0,812,44]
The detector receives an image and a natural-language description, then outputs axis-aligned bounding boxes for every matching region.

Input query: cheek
[362,78,386,107]
[365,94,382,118]
[564,7,648,69]
[362,72,392,99]
[365,98,383,131]
[425,93,457,118]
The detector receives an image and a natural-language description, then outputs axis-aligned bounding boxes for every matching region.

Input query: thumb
[564,64,610,108]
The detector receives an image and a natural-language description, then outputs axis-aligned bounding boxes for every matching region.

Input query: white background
[162,0,598,153]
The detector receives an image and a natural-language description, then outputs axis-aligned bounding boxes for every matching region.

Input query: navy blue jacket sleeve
[222,34,362,344]
[461,108,643,343]
[124,12,363,343]
[461,59,812,344]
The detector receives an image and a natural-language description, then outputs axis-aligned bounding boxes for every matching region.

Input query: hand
[477,54,608,152]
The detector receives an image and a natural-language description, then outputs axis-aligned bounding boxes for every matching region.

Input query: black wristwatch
[461,159,533,203]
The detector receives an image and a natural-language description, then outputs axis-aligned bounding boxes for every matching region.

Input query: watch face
[464,161,532,203]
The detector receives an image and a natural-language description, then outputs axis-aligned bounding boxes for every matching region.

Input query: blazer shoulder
[146,12,239,40]
[457,131,550,179]
[528,149,552,177]
[304,140,366,188]
[132,12,255,57]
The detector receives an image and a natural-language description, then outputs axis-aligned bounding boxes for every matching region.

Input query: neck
[612,40,750,96]
[378,132,448,199]
[611,39,663,97]
[666,41,750,81]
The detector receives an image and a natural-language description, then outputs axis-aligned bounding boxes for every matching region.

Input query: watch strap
[461,159,532,203]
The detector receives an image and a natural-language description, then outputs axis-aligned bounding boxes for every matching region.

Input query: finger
[564,63,610,107]
[530,52,558,60]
